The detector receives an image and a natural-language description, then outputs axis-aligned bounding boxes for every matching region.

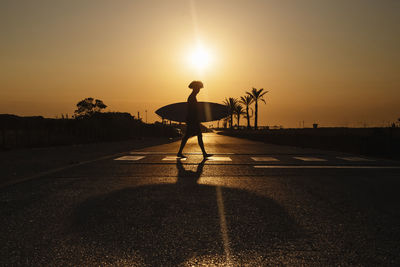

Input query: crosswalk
[111,153,400,169]
[114,154,376,163]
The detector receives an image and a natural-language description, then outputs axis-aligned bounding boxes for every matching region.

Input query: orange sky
[1,0,399,127]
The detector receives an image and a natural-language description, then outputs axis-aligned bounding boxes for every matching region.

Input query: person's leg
[177,134,189,157]
[197,134,206,154]
[197,134,212,158]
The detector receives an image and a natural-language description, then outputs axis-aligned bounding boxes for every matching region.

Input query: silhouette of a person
[177,81,212,159]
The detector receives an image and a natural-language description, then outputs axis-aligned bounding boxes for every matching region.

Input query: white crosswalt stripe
[294,157,327,161]
[130,152,169,155]
[337,157,374,162]
[114,156,145,161]
[162,156,187,161]
[251,157,279,161]
[206,156,232,161]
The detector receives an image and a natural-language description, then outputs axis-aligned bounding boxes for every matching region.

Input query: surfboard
[155,102,229,123]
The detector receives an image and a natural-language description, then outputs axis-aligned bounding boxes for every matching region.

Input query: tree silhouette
[247,88,268,130]
[240,95,254,129]
[94,99,107,112]
[74,97,107,118]
[223,97,239,129]
[234,104,246,128]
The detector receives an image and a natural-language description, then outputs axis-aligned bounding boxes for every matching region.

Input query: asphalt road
[1,132,400,266]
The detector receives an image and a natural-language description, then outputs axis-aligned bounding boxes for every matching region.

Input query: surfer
[177,81,212,159]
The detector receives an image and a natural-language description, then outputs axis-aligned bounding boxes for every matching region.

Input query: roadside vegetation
[0,98,181,150]
[219,89,400,158]
[223,87,268,130]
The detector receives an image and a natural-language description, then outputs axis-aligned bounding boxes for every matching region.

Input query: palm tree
[234,104,246,129]
[247,88,268,130]
[223,97,239,129]
[240,95,254,129]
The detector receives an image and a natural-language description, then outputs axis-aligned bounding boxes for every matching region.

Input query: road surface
[1,132,400,266]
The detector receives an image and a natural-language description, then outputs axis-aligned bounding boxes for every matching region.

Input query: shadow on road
[71,160,304,265]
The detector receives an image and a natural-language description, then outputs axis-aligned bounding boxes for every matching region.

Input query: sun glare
[188,45,213,71]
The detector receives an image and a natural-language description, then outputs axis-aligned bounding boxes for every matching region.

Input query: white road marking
[162,156,187,161]
[294,157,327,161]
[207,156,232,161]
[216,186,233,266]
[130,152,168,155]
[114,156,145,161]
[130,152,235,155]
[196,152,235,155]
[251,157,279,161]
[337,157,374,162]
[254,165,400,169]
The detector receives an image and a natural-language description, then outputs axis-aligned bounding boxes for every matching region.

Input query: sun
[187,44,213,71]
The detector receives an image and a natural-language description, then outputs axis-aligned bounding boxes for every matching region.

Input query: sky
[1,0,399,127]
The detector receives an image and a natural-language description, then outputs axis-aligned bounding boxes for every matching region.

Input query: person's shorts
[185,122,202,137]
